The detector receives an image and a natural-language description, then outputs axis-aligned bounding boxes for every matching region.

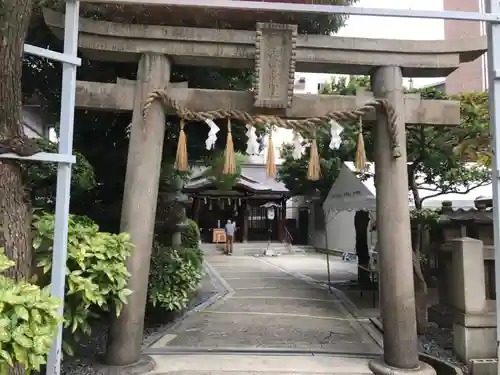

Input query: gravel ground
[419,325,468,374]
[332,281,467,374]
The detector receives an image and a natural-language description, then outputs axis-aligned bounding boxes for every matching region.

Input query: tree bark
[0,3,35,375]
[0,0,34,277]
[407,164,428,334]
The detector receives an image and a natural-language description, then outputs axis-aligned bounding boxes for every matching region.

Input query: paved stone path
[144,250,382,374]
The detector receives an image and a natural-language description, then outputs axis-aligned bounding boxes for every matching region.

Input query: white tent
[322,163,377,213]
[316,161,492,258]
[323,161,492,213]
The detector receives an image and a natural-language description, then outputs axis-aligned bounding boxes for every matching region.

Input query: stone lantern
[168,176,192,246]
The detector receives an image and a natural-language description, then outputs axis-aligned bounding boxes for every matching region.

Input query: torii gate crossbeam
[0,1,498,375]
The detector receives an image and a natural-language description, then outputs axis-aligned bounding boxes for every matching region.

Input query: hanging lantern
[267,207,276,220]
[329,119,343,150]
[204,197,207,205]
[208,199,213,210]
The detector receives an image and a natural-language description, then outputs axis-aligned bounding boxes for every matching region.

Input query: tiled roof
[184,163,289,193]
[440,208,493,223]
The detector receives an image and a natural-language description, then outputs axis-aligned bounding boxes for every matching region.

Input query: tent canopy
[322,164,376,213]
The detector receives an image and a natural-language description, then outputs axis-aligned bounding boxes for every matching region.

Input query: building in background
[443,0,487,93]
[293,73,333,94]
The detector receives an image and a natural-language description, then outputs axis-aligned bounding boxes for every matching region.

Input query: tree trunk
[354,210,370,286]
[0,3,36,375]
[0,0,34,277]
[407,164,428,334]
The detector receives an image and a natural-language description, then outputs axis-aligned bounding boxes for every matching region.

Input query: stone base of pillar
[96,354,155,375]
[369,359,436,375]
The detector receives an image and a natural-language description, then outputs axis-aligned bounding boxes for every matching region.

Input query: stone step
[201,242,297,256]
[150,354,373,375]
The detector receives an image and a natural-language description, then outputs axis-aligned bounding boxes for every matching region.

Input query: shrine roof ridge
[186,163,289,194]
[43,8,486,77]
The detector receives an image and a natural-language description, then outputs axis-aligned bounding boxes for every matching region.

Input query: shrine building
[184,162,290,244]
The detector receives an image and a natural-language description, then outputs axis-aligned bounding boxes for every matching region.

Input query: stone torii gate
[44,6,483,375]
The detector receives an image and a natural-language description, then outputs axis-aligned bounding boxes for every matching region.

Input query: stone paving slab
[213,270,285,278]
[147,252,381,360]
[203,296,345,317]
[230,287,341,300]
[218,276,311,290]
[260,255,357,283]
[162,313,377,353]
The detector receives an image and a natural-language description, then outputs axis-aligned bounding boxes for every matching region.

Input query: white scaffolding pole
[1,2,80,374]
[486,0,500,372]
[80,0,500,22]
[45,0,80,374]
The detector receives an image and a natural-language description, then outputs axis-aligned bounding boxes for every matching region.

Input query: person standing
[225,219,236,255]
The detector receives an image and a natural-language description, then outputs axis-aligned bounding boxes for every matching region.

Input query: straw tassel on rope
[307,130,320,181]
[355,117,366,171]
[266,129,277,178]
[175,119,188,171]
[223,118,237,175]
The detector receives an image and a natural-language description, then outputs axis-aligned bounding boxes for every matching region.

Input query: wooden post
[192,196,200,223]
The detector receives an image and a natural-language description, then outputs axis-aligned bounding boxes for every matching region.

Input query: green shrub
[148,245,203,312]
[181,219,201,249]
[178,246,203,271]
[32,213,133,353]
[0,249,61,374]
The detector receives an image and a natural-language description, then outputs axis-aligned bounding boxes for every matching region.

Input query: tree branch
[420,181,490,204]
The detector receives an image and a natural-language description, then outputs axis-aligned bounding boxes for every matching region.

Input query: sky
[298,0,445,94]
[334,0,444,89]
[268,0,446,153]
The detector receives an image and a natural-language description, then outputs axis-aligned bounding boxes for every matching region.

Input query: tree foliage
[279,76,491,206]
[22,139,96,212]
[278,76,373,201]
[203,152,246,191]
[407,89,490,208]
